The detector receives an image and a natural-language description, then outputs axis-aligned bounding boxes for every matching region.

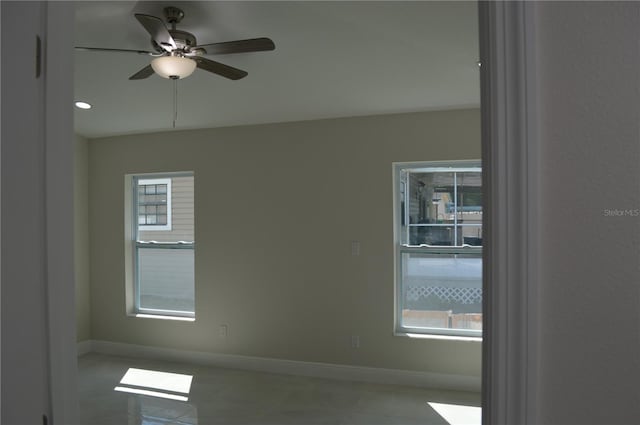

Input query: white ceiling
[74,1,479,139]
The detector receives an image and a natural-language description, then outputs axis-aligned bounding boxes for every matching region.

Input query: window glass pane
[404,171,483,247]
[406,172,455,245]
[461,225,483,246]
[457,172,482,246]
[138,247,194,313]
[137,179,173,230]
[400,252,482,331]
[407,172,454,227]
[138,175,194,241]
[415,225,456,246]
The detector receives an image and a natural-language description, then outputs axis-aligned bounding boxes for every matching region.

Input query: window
[130,173,194,318]
[394,161,482,337]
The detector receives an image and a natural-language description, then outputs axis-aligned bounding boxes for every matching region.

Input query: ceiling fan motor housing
[169,30,197,50]
[160,7,197,53]
[164,6,185,24]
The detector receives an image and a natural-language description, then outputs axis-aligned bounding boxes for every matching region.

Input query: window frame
[130,172,195,319]
[393,160,482,338]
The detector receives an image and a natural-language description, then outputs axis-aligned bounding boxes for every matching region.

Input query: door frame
[45,2,79,424]
[479,2,540,424]
[35,1,542,424]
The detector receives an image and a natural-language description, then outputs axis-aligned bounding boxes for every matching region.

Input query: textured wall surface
[536,2,640,424]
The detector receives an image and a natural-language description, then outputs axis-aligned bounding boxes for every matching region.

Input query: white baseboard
[79,339,480,392]
[77,340,93,356]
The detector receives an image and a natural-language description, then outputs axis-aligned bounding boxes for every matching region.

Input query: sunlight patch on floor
[114,368,193,401]
[428,402,481,425]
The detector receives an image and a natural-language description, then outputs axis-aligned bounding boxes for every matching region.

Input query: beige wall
[75,134,91,342]
[535,2,640,423]
[87,109,481,377]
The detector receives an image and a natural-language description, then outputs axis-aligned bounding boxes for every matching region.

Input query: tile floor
[78,353,481,425]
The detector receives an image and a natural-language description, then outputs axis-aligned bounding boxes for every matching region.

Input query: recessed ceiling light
[75,101,92,110]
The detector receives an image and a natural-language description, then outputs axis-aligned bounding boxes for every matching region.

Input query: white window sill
[128,313,195,322]
[394,331,482,342]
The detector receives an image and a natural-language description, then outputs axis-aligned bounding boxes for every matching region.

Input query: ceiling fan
[76,6,275,81]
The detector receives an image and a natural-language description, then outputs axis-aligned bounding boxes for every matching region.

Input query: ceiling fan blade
[75,46,158,56]
[196,37,275,55]
[134,14,176,52]
[194,57,248,80]
[129,65,155,80]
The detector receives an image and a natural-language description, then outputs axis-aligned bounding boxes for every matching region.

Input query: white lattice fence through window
[407,286,482,304]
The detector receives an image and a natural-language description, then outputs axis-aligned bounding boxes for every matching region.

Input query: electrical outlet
[351,241,361,256]
[351,335,360,348]
[219,324,228,338]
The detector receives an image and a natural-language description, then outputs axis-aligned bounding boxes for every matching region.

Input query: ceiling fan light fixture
[151,56,196,79]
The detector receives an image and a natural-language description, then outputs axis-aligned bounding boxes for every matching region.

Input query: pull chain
[172,77,178,128]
